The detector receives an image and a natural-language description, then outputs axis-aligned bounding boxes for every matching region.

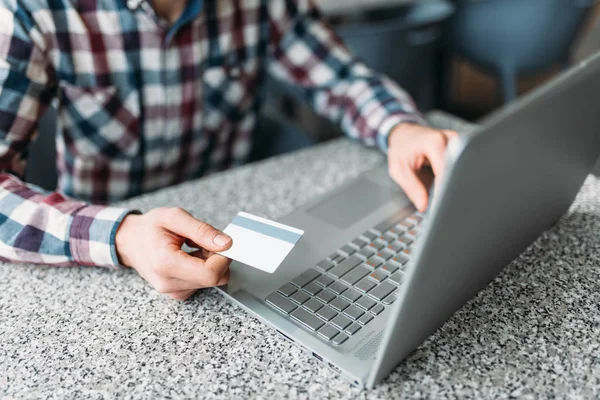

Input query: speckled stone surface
[2,112,600,399]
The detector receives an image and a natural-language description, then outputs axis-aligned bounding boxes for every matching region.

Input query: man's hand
[387,123,458,212]
[115,207,233,301]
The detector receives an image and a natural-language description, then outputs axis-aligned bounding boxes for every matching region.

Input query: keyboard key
[331,314,352,330]
[290,290,310,305]
[291,308,325,331]
[380,262,399,274]
[354,278,376,293]
[357,313,374,326]
[381,232,397,243]
[402,247,413,256]
[328,281,348,295]
[332,333,349,345]
[277,283,297,297]
[304,298,324,313]
[388,272,404,285]
[371,304,385,315]
[350,237,367,249]
[343,305,365,320]
[316,305,337,321]
[361,231,377,242]
[385,230,400,240]
[316,260,334,272]
[339,245,356,257]
[382,293,398,305]
[345,323,362,336]
[398,221,414,230]
[315,274,335,288]
[390,226,407,236]
[356,296,376,311]
[330,297,350,312]
[369,269,388,283]
[367,241,385,251]
[386,242,404,254]
[372,215,402,235]
[333,255,345,264]
[328,252,345,264]
[340,265,370,285]
[290,269,321,288]
[376,249,394,261]
[397,236,413,246]
[329,256,362,278]
[303,282,322,296]
[406,215,423,224]
[317,324,340,341]
[266,292,297,314]
[406,229,419,239]
[315,289,336,304]
[365,256,384,269]
[357,247,375,260]
[368,281,396,301]
[341,288,362,302]
[392,254,410,265]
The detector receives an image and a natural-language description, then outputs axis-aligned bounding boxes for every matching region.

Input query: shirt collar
[124,0,144,11]
[123,0,204,21]
[123,0,205,44]
[166,0,204,43]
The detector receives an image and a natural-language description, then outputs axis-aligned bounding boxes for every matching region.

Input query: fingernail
[214,234,231,247]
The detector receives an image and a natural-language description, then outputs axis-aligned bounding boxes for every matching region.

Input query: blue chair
[446,0,597,103]
[334,1,455,111]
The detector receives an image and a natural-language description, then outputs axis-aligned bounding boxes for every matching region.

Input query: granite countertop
[2,112,600,399]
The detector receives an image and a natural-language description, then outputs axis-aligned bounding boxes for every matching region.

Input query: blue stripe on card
[231,215,302,244]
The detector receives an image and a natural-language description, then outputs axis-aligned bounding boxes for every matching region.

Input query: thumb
[161,208,232,252]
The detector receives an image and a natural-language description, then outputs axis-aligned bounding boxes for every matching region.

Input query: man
[0,0,457,300]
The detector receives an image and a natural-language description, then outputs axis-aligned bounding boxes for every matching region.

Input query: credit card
[218,212,304,273]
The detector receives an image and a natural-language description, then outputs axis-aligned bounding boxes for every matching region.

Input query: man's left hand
[387,123,459,212]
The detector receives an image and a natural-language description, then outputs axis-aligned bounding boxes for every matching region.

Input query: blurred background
[265,0,600,138]
[27,0,600,190]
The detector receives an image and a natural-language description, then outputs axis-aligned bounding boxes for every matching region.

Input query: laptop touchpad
[308,178,407,229]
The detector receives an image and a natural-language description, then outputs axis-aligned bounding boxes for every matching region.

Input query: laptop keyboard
[265,211,424,346]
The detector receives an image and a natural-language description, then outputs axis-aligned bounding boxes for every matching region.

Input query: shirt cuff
[377,113,428,154]
[68,205,138,268]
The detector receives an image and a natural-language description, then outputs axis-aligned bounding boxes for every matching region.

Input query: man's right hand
[115,207,233,301]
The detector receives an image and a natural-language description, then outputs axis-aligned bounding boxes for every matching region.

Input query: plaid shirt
[0,0,424,268]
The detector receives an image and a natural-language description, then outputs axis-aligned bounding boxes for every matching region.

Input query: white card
[218,212,304,273]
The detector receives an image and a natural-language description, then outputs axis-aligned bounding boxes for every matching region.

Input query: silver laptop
[218,51,600,389]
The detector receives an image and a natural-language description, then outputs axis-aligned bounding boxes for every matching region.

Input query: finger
[216,268,231,286]
[166,250,232,288]
[390,165,429,212]
[161,208,232,252]
[165,265,230,291]
[164,277,203,291]
[188,248,212,259]
[167,289,197,301]
[440,129,459,141]
[159,250,227,291]
[424,133,448,178]
[186,243,217,258]
[185,239,200,249]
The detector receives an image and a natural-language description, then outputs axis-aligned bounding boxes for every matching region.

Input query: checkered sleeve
[0,5,132,268]
[0,175,133,267]
[267,0,427,152]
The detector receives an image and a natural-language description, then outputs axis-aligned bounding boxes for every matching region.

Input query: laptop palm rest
[307,179,399,229]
